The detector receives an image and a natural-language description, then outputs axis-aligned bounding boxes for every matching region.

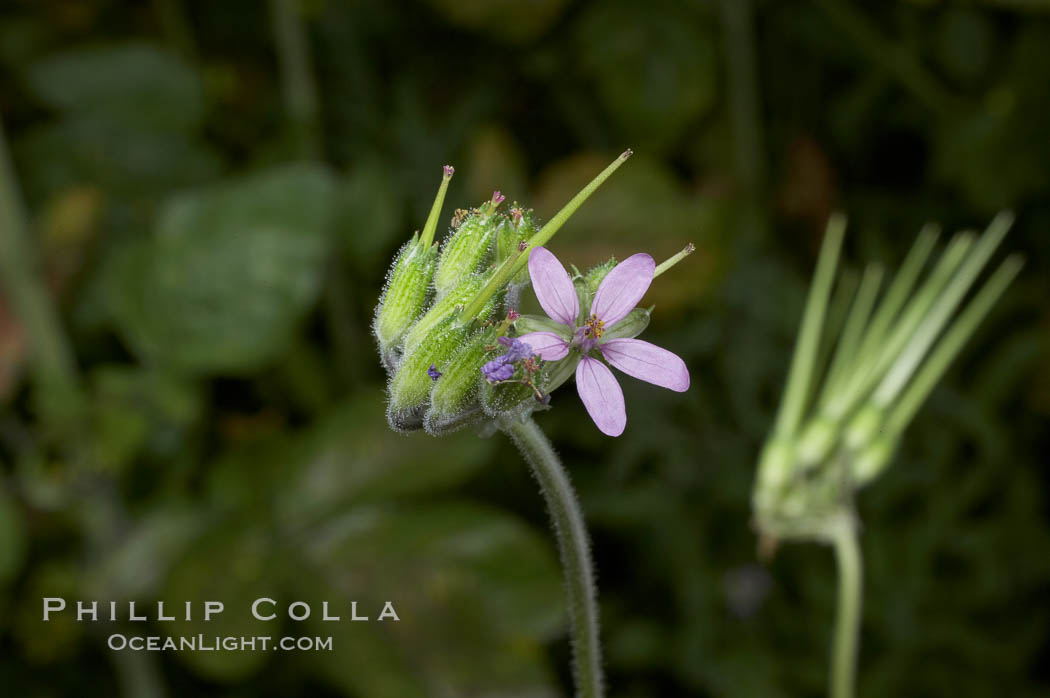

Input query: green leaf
[298,502,563,697]
[108,164,336,373]
[205,390,495,524]
[27,42,205,131]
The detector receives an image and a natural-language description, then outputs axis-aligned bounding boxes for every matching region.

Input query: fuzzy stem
[653,243,695,279]
[500,417,603,698]
[828,513,862,698]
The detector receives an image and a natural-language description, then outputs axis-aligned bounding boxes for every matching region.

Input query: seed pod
[387,318,469,430]
[373,237,436,363]
[402,275,485,353]
[852,436,897,485]
[843,403,885,452]
[434,203,502,299]
[425,326,499,435]
[796,415,839,468]
[755,437,794,497]
[495,207,539,285]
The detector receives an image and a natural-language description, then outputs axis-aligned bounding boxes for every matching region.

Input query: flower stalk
[499,416,604,698]
[830,512,862,698]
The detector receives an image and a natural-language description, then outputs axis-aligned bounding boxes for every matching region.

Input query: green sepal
[603,307,651,340]
[513,314,572,339]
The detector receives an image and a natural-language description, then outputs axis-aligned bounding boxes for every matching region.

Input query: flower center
[584,314,605,339]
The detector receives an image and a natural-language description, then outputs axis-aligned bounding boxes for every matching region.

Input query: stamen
[584,314,605,339]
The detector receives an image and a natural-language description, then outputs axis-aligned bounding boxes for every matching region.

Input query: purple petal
[590,253,655,327]
[516,332,569,361]
[528,246,579,326]
[576,356,626,437]
[600,338,690,392]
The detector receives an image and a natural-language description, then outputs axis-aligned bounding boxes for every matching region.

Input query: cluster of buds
[373,152,634,435]
[754,213,1021,542]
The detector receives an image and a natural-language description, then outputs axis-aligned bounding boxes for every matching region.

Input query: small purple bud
[443,165,455,178]
[517,240,528,252]
[497,336,513,347]
[506,309,520,322]
[510,207,523,224]
[481,358,515,382]
[492,190,505,205]
[503,338,534,363]
[428,364,443,381]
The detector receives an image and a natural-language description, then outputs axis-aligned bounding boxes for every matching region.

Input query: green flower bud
[843,403,886,452]
[434,197,502,299]
[796,415,839,467]
[387,319,469,430]
[425,327,499,435]
[481,374,547,421]
[373,165,452,365]
[574,257,617,311]
[402,275,486,353]
[373,236,436,363]
[852,436,897,485]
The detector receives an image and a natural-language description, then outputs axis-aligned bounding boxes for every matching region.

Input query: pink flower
[518,246,690,436]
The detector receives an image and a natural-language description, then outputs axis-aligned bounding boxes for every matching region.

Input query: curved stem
[829,514,862,698]
[499,417,604,698]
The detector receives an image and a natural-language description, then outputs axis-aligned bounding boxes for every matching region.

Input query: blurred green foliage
[0,0,1048,696]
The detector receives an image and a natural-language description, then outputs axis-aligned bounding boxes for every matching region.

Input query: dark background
[0,0,1048,696]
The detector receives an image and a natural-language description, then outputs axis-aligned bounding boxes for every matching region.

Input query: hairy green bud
[434,200,501,298]
[481,368,549,421]
[402,275,485,352]
[387,319,469,429]
[425,327,499,434]
[373,236,436,363]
